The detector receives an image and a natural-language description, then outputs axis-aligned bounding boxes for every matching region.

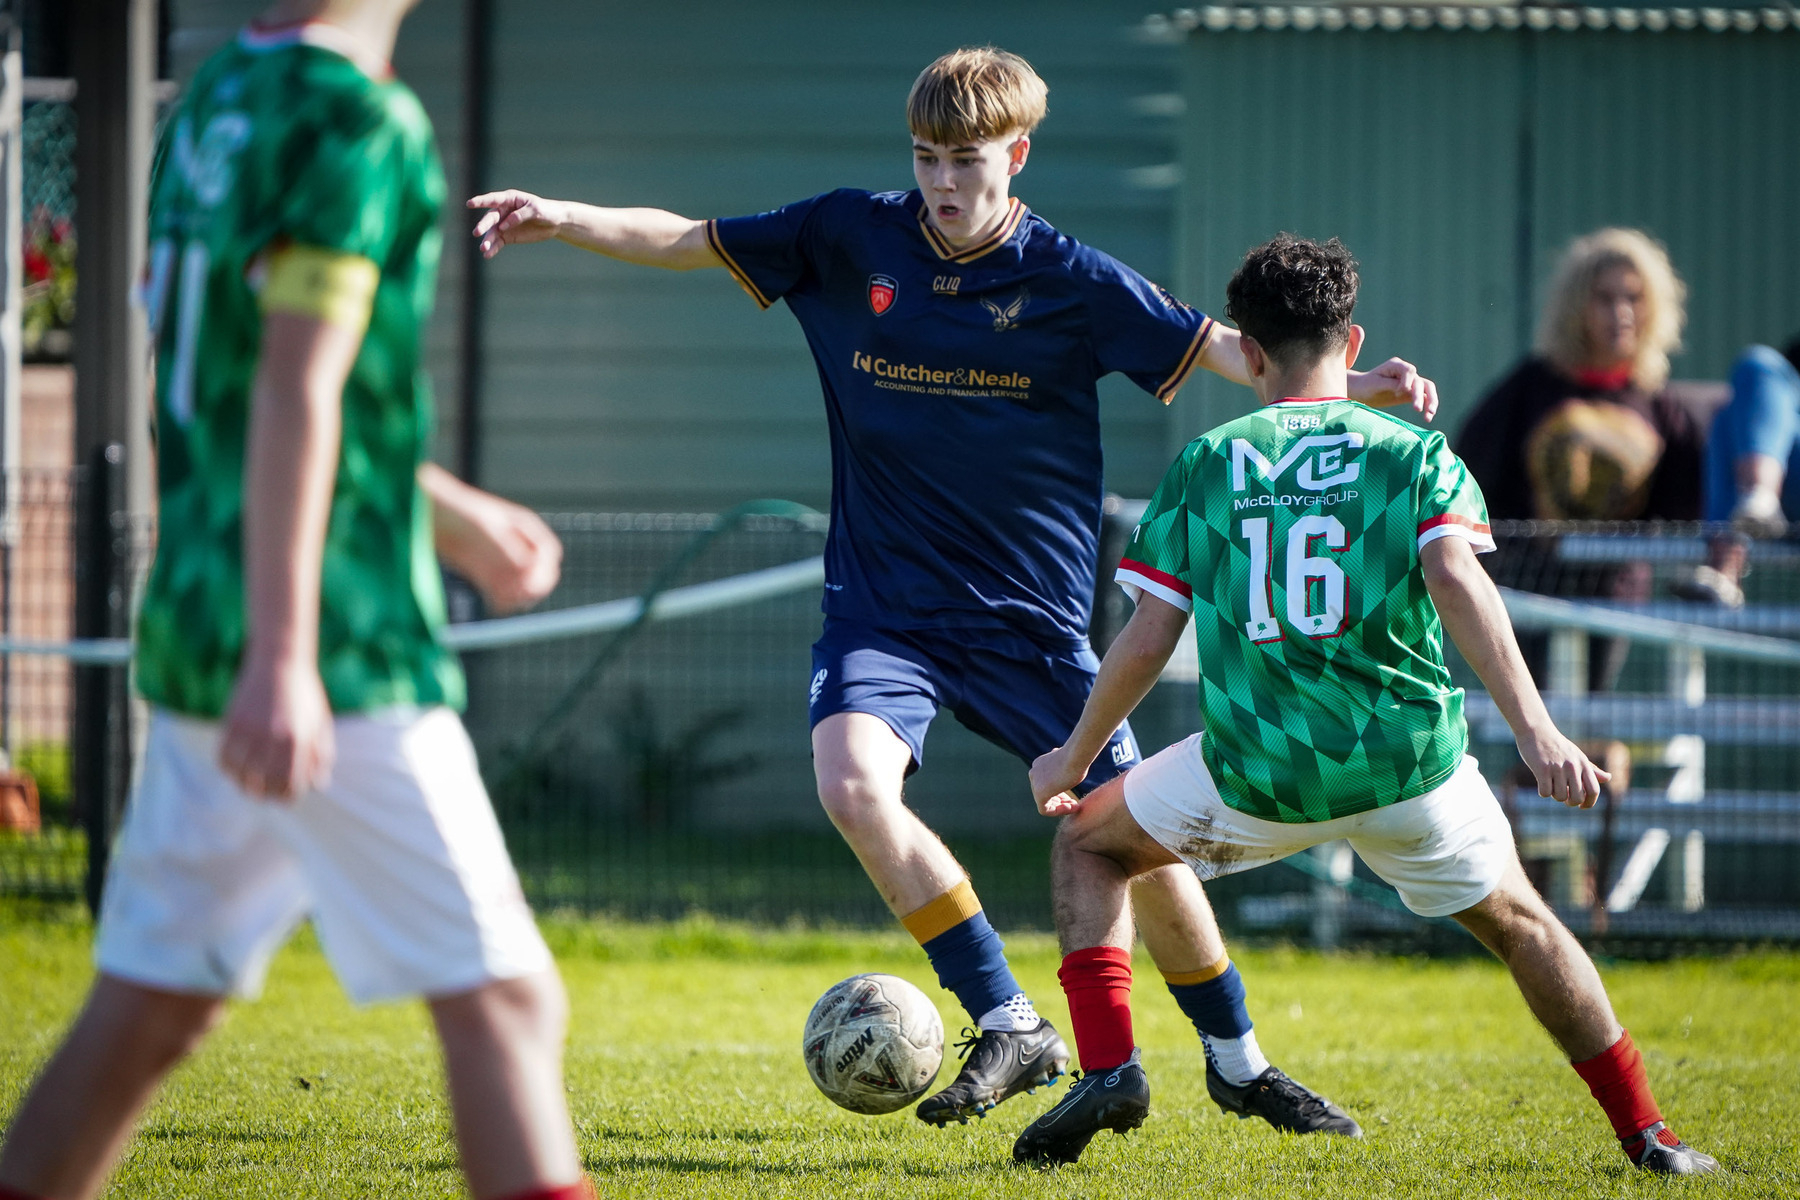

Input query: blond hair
[907,47,1048,146]
[1535,227,1687,391]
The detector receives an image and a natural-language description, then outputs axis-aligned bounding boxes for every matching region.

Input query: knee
[1462,881,1560,961]
[104,986,224,1070]
[436,972,568,1050]
[815,771,898,831]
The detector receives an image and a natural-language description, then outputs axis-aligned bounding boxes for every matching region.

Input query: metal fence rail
[4,497,1799,949]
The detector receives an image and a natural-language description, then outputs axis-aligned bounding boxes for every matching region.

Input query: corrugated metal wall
[1175,22,1800,444]
[481,0,1182,509]
[170,2,1187,510]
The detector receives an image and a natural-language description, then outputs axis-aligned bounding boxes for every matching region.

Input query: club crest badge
[981,288,1030,332]
[868,274,898,316]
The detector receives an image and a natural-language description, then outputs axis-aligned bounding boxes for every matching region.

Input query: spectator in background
[1456,228,1704,690]
[1684,335,1800,607]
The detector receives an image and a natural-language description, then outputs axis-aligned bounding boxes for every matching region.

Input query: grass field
[2,902,1796,1199]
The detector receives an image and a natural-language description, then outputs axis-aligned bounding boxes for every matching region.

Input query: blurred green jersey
[136,22,463,717]
[1118,399,1493,823]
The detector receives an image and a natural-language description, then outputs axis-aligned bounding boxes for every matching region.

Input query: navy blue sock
[1165,961,1254,1039]
[903,881,1023,1021]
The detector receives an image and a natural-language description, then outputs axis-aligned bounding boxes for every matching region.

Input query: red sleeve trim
[1117,557,1192,598]
[1417,513,1491,535]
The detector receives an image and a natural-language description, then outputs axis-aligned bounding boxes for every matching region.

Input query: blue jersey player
[472,48,1434,1131]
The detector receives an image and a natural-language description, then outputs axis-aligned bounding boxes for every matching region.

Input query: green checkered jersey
[135,22,463,717]
[1118,399,1494,823]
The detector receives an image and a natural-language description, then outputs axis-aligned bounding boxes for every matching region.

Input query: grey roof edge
[1138,5,1800,39]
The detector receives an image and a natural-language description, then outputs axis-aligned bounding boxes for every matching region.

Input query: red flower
[23,245,49,283]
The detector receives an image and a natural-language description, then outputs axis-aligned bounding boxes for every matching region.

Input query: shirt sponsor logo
[170,112,254,209]
[1230,433,1364,493]
[868,274,898,315]
[1233,488,1359,511]
[933,275,962,295]
[980,288,1030,332]
[850,351,1031,394]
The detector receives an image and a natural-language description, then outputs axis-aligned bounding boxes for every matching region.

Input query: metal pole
[75,441,127,914]
[72,0,154,912]
[0,2,20,757]
[457,0,493,485]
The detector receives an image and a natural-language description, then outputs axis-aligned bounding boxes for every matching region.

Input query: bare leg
[1131,865,1228,975]
[0,974,224,1200]
[1453,861,1622,1061]
[812,712,966,916]
[1054,776,1182,954]
[428,971,583,1200]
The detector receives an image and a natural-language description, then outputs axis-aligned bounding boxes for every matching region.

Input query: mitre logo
[868,274,898,316]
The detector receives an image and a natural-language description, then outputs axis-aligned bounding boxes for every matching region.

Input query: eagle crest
[980,289,1030,332]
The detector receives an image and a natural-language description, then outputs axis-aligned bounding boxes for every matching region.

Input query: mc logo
[1229,433,1364,493]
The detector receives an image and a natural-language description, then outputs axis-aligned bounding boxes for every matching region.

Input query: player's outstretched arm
[1197,326,1439,421]
[1030,594,1187,816]
[220,309,356,801]
[1420,536,1609,808]
[420,464,562,614]
[467,190,719,270]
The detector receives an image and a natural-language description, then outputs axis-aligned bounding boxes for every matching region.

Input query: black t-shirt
[1454,357,1703,522]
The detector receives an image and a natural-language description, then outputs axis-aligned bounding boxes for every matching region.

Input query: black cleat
[1206,1061,1362,1137]
[916,1019,1070,1126]
[1624,1122,1719,1175]
[1012,1049,1150,1167]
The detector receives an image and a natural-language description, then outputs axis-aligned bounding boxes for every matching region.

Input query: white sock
[977,993,1040,1032]
[1202,1029,1270,1085]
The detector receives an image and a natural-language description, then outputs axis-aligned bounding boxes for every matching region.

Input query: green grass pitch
[3,902,1796,1198]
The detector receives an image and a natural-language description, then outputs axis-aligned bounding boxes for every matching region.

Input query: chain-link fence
[3,492,1798,950]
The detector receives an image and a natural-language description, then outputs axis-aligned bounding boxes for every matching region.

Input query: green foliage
[15,741,73,825]
[22,208,75,362]
[2,914,1796,1198]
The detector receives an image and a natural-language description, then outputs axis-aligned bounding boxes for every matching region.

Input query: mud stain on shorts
[1173,811,1246,876]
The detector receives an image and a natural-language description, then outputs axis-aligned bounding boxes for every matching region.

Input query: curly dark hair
[1224,234,1359,368]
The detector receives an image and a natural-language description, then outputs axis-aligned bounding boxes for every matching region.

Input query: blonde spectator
[1456,229,1706,686]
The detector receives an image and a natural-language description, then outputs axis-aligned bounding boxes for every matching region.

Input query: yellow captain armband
[258,243,380,332]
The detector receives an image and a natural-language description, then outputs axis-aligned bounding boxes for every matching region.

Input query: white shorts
[1125,736,1515,918]
[95,706,552,1004]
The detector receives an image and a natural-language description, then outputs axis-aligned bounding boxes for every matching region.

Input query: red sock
[1571,1030,1663,1142]
[493,1179,595,1200]
[1058,945,1134,1072]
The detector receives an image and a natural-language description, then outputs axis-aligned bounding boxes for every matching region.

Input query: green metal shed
[1159,4,1800,449]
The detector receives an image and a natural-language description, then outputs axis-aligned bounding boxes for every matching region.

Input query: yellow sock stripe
[258,243,379,333]
[1160,953,1230,986]
[900,879,983,945]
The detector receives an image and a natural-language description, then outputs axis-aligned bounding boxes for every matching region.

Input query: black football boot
[915,1019,1070,1126]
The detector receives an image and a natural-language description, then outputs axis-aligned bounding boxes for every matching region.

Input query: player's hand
[1348,357,1439,422]
[219,652,335,802]
[433,483,562,614]
[468,190,569,259]
[1517,727,1611,809]
[1030,747,1089,817]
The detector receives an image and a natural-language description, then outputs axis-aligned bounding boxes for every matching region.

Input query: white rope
[0,555,827,666]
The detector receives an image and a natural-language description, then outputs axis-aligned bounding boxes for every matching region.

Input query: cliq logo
[1229,434,1364,493]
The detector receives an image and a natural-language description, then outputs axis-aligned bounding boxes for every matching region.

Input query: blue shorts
[808,617,1140,794]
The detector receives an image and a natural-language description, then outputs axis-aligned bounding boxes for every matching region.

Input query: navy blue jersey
[709,188,1216,649]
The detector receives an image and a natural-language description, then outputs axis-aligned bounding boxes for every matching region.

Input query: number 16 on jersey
[1239,514,1348,643]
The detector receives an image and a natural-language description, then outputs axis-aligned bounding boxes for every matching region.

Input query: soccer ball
[802,973,944,1114]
